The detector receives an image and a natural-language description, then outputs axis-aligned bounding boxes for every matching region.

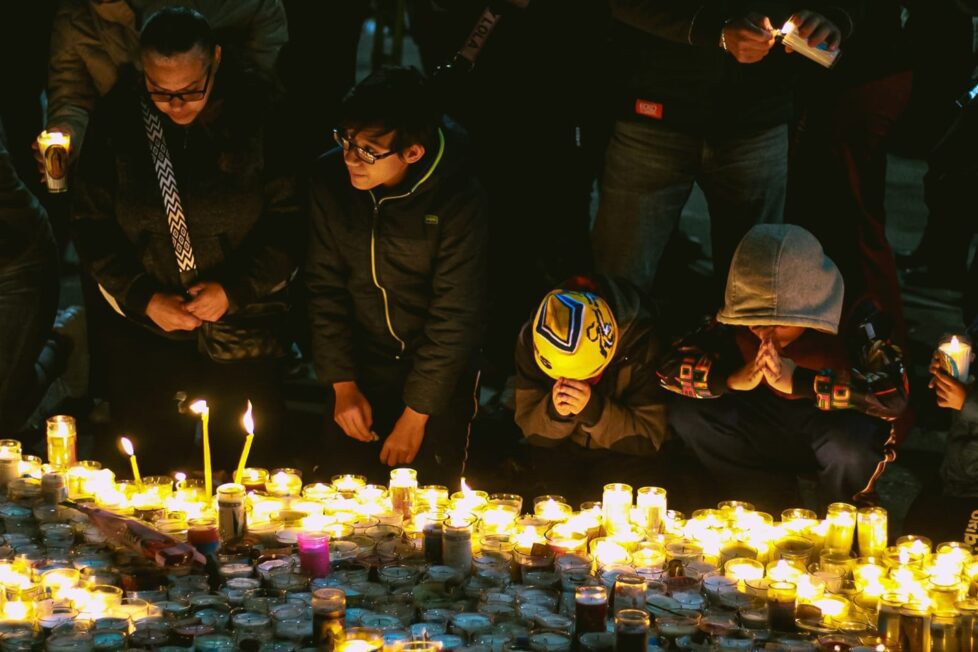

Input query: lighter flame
[189,399,208,415]
[120,437,135,457]
[242,400,255,435]
[781,20,796,35]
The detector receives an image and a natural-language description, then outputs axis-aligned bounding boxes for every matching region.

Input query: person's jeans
[0,236,60,434]
[668,389,887,510]
[592,119,787,292]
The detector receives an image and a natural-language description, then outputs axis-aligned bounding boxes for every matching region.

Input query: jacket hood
[717,224,844,334]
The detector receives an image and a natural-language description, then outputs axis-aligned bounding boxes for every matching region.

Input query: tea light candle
[535,499,572,522]
[332,474,367,494]
[267,469,302,497]
[724,558,764,592]
[481,504,519,534]
[767,559,804,582]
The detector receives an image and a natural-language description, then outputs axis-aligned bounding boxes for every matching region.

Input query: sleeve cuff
[404,377,452,417]
[577,391,605,426]
[124,274,162,315]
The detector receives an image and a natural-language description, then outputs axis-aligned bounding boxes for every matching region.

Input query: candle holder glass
[45,415,77,470]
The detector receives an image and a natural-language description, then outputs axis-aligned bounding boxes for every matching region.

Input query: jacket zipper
[365,129,447,361]
[370,201,406,359]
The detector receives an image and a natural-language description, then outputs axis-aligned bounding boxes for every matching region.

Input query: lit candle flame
[120,437,135,457]
[460,476,472,494]
[189,399,208,415]
[949,336,962,353]
[242,400,254,435]
[174,472,187,483]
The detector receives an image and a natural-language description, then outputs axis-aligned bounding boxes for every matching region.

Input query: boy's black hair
[337,67,440,153]
[140,7,217,59]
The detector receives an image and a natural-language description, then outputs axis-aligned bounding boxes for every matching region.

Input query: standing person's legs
[788,72,913,345]
[592,120,700,293]
[0,240,60,434]
[699,124,788,293]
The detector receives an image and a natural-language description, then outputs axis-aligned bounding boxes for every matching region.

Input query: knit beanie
[717,224,844,334]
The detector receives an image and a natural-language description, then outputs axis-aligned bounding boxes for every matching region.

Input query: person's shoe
[53,306,89,399]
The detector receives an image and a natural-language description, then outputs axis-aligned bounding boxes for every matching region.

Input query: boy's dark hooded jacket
[306,125,488,416]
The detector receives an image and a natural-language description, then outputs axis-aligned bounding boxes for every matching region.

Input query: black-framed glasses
[146,65,213,104]
[333,129,399,165]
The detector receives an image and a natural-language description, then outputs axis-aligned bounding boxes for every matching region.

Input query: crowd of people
[1,1,977,519]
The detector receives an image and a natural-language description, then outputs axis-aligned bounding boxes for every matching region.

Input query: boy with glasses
[306,67,488,485]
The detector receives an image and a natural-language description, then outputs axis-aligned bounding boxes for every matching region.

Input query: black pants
[0,235,59,435]
[99,311,287,476]
[669,389,888,511]
[317,360,480,488]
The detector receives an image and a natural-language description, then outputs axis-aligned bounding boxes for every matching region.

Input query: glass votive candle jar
[46,415,77,469]
[302,482,336,501]
[239,468,269,493]
[545,523,587,556]
[818,548,854,579]
[724,558,765,590]
[824,503,857,556]
[533,498,572,523]
[232,611,273,647]
[480,503,519,535]
[267,469,303,497]
[418,485,450,512]
[856,507,888,558]
[341,626,385,652]
[331,474,367,495]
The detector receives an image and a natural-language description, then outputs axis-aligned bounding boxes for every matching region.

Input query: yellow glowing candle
[939,335,972,382]
[592,538,630,567]
[234,401,255,485]
[825,503,857,554]
[857,507,888,558]
[767,559,804,582]
[189,400,211,498]
[535,498,572,522]
[120,437,141,487]
[813,595,849,621]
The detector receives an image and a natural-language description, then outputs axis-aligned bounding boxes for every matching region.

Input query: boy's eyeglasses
[333,129,399,165]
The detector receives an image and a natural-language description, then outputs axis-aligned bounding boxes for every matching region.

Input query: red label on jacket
[635,99,663,120]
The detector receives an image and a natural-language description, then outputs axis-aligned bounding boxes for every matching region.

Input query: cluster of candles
[0,418,974,649]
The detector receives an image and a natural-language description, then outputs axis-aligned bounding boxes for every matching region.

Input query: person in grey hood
[660,224,908,509]
[306,67,488,487]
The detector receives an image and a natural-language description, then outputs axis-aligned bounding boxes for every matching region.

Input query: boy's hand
[552,378,591,416]
[727,357,765,391]
[758,340,796,394]
[380,407,429,466]
[333,381,375,442]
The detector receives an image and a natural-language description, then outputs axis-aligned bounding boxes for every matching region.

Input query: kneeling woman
[72,7,302,473]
